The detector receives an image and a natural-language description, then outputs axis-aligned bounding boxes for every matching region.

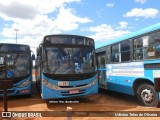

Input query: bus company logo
[2,112,11,118]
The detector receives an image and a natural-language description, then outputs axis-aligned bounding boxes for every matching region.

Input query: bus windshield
[43,46,96,74]
[0,54,30,79]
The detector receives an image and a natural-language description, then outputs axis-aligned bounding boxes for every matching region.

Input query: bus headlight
[87,79,97,87]
[42,79,59,90]
[19,80,30,88]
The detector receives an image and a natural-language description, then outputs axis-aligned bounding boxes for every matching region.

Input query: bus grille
[59,84,88,88]
[61,89,86,96]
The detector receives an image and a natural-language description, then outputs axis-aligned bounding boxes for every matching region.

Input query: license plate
[69,90,79,94]
[58,81,69,86]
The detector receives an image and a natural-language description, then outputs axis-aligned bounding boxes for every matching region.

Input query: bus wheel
[137,84,159,107]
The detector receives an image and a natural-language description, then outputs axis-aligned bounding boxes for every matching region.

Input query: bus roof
[0,43,30,53]
[96,22,160,49]
[0,43,30,47]
[39,34,94,46]
[44,34,94,40]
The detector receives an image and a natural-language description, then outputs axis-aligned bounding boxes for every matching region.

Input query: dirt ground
[0,73,160,120]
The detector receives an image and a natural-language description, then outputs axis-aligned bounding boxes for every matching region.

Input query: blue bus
[0,44,34,96]
[96,23,160,107]
[35,34,98,99]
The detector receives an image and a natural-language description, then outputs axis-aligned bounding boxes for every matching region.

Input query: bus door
[97,53,107,88]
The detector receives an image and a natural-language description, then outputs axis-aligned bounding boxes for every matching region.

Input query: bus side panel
[104,62,148,95]
[107,76,133,95]
[98,67,133,95]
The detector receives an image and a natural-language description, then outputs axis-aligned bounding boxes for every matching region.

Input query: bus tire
[136,83,159,107]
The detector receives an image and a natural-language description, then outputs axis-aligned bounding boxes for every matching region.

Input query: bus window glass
[121,40,130,62]
[0,54,30,79]
[112,44,119,53]
[144,47,156,59]
[43,47,96,74]
[44,36,94,45]
[121,41,130,51]
[97,55,101,68]
[148,31,160,46]
[133,37,143,60]
[143,31,160,59]
[111,44,119,62]
[121,51,130,62]
[97,53,106,68]
[106,46,110,63]
[0,45,30,53]
[133,49,143,60]
[134,38,143,49]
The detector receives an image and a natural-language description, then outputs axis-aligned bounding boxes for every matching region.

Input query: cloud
[124,8,159,18]
[0,0,92,54]
[135,0,147,4]
[1,15,54,38]
[36,0,81,14]
[88,24,130,43]
[117,21,128,29]
[1,6,92,42]
[52,7,92,31]
[0,0,81,20]
[106,3,114,8]
[119,21,128,28]
[0,2,38,20]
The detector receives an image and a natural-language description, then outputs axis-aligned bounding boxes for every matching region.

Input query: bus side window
[97,54,101,68]
[106,46,111,63]
[133,49,143,60]
[147,31,160,59]
[97,53,105,68]
[146,47,156,59]
[101,56,105,68]
[111,44,119,62]
[112,53,119,62]
[121,40,130,62]
[133,37,143,60]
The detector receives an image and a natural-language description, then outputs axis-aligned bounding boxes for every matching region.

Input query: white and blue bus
[96,23,160,107]
[35,34,98,99]
[0,44,34,96]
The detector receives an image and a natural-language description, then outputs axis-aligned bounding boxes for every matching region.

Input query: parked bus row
[0,35,98,100]
[0,23,160,107]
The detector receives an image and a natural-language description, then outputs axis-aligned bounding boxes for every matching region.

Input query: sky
[0,0,160,54]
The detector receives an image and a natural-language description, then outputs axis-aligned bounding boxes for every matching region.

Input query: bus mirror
[32,54,35,60]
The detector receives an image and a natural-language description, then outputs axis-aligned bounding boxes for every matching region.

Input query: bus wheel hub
[141,89,153,103]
